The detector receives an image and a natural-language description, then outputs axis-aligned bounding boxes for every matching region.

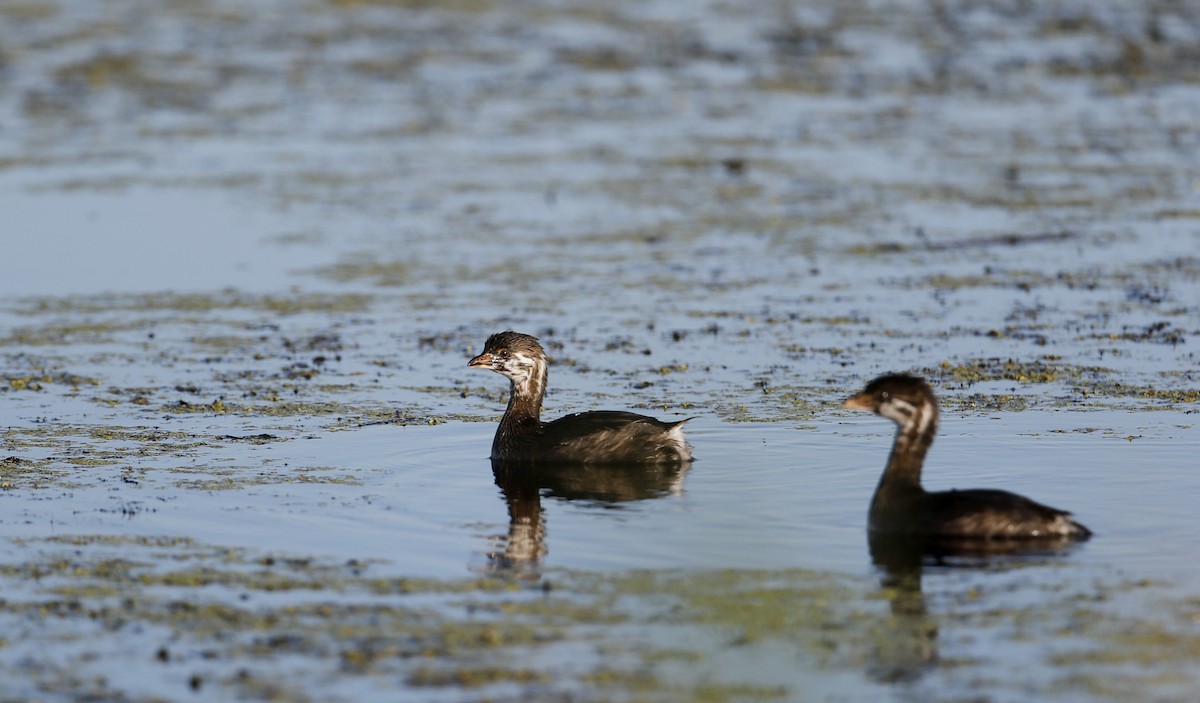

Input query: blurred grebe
[843,374,1091,540]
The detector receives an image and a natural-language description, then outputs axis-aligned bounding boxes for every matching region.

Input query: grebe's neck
[501,353,547,426]
[875,397,938,496]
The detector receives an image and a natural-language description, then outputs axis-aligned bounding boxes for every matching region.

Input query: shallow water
[3,0,1200,700]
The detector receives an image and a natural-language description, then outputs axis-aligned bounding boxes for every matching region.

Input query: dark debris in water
[847,230,1077,256]
[221,433,284,444]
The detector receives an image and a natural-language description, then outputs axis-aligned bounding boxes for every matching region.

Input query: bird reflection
[869,532,1087,570]
[864,532,1085,684]
[484,457,690,576]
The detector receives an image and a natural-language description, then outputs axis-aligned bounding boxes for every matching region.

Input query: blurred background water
[1,1,1199,700]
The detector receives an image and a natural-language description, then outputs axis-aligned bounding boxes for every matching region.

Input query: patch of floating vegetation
[628,568,868,643]
[1084,382,1200,407]
[948,394,1032,413]
[920,270,1056,293]
[0,425,254,489]
[928,357,1106,385]
[188,334,273,352]
[0,455,66,489]
[877,258,1197,306]
[11,290,373,316]
[173,466,362,491]
[405,665,548,688]
[327,0,495,11]
[27,172,267,193]
[162,398,236,414]
[2,545,1193,701]
[0,322,127,346]
[157,398,442,427]
[911,358,1200,410]
[43,50,214,113]
[1089,320,1186,346]
[845,231,1077,256]
[1,371,100,391]
[0,1,58,21]
[310,257,413,286]
[718,382,826,423]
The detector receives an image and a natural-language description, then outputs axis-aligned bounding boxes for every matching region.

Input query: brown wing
[538,411,692,464]
[922,488,1091,539]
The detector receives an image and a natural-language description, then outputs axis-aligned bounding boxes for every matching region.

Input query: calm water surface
[178,414,1194,580]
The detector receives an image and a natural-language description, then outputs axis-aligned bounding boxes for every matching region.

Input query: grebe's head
[843,373,938,430]
[468,331,547,391]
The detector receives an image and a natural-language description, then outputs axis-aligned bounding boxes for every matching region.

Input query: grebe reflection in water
[485,458,690,574]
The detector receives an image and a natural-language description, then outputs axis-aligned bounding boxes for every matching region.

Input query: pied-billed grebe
[468,331,692,465]
[843,374,1091,540]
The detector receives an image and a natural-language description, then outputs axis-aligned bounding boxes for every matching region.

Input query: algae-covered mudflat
[2,0,1199,700]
